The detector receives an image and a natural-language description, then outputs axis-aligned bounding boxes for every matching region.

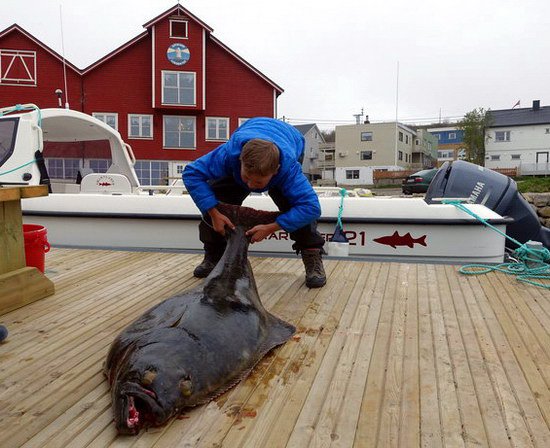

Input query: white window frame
[161,71,196,106]
[448,132,457,139]
[92,112,118,130]
[360,150,373,160]
[128,114,153,139]
[345,169,360,180]
[360,131,373,142]
[238,118,250,127]
[170,20,188,39]
[495,130,510,142]
[206,117,230,141]
[163,115,196,149]
[511,154,521,160]
[0,49,37,86]
[490,154,501,161]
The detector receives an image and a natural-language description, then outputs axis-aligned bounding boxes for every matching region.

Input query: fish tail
[417,235,427,247]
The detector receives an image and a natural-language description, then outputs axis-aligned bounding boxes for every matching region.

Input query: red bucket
[23,224,51,273]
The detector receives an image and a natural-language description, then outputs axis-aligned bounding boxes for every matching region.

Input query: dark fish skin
[104,205,295,435]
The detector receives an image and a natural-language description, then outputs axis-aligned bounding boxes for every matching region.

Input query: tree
[320,129,335,142]
[457,108,492,166]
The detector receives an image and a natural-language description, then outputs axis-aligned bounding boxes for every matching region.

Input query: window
[0,49,36,86]
[360,150,372,160]
[438,150,454,158]
[46,158,80,180]
[490,154,501,161]
[361,131,373,141]
[206,117,229,141]
[495,130,510,142]
[128,114,153,138]
[162,71,196,105]
[93,113,118,130]
[89,159,110,173]
[399,131,403,142]
[511,154,521,160]
[238,118,250,127]
[546,128,550,134]
[0,117,18,166]
[415,139,419,145]
[134,160,169,185]
[170,20,188,38]
[346,169,359,179]
[405,135,409,144]
[163,116,196,148]
[398,150,403,161]
[449,132,457,139]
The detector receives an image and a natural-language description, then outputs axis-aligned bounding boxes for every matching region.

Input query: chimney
[364,115,370,124]
[533,100,541,111]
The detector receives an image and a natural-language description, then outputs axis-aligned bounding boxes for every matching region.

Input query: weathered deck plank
[0,248,549,447]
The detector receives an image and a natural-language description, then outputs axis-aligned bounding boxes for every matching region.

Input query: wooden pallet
[0,248,549,447]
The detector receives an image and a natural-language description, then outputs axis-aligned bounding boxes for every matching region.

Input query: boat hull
[22,194,509,264]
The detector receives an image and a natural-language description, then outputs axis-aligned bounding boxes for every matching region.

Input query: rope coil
[443,199,550,290]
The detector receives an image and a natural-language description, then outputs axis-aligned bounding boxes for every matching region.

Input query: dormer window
[170,20,188,39]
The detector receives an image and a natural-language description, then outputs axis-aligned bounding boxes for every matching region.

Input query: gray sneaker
[301,249,326,288]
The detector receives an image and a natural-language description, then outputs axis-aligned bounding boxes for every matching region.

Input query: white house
[293,123,325,181]
[485,100,550,174]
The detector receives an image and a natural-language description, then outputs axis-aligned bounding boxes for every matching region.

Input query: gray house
[294,124,325,181]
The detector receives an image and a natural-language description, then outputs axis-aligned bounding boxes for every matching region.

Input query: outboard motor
[425,160,550,250]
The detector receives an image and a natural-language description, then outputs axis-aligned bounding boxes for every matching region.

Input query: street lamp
[55,89,63,108]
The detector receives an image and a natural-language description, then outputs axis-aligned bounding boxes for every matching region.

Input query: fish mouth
[116,382,165,435]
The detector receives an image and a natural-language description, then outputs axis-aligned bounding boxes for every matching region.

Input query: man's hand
[246,222,281,243]
[208,207,235,235]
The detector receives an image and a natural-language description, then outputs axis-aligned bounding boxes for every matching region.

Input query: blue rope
[0,159,37,177]
[336,188,347,230]
[0,103,42,126]
[443,199,550,290]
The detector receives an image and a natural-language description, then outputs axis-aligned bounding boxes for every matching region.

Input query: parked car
[402,168,438,194]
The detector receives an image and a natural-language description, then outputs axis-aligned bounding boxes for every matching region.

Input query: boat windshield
[42,140,112,182]
[0,117,18,167]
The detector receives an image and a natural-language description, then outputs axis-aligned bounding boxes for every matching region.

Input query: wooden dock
[0,248,549,447]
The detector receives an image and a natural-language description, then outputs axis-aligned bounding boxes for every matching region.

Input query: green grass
[515,176,550,193]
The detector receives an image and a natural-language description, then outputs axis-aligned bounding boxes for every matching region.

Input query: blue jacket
[183,117,321,232]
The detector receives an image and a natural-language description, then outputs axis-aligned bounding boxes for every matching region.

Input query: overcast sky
[2,0,549,129]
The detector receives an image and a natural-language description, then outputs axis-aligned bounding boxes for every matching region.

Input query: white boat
[1,105,510,263]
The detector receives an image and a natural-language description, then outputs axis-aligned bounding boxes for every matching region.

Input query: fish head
[112,343,198,434]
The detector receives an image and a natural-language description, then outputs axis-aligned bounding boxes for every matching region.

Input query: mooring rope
[443,199,550,290]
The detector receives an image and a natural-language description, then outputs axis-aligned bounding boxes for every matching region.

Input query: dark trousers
[199,176,325,258]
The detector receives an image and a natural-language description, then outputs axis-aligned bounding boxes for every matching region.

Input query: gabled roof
[0,24,81,74]
[81,31,148,74]
[143,4,213,32]
[294,124,317,135]
[210,35,283,94]
[488,105,550,128]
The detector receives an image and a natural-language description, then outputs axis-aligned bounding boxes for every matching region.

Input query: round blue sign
[167,43,190,66]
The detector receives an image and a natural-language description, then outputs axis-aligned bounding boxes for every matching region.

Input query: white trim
[210,36,283,94]
[128,114,154,139]
[161,70,196,106]
[152,26,155,108]
[238,118,250,127]
[202,29,206,109]
[169,19,188,39]
[163,115,197,149]
[92,112,119,130]
[205,116,230,141]
[0,49,37,86]
[81,31,148,74]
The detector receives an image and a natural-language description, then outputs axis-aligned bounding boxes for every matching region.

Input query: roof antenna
[59,4,70,109]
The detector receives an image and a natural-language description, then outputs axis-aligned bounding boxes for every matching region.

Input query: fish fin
[262,313,296,351]
[392,231,399,237]
[417,235,427,247]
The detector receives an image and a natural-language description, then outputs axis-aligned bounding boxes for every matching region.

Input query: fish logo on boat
[95,176,114,187]
[373,231,427,249]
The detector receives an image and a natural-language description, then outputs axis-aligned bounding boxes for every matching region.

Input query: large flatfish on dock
[104,204,295,435]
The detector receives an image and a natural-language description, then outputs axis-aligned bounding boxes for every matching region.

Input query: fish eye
[179,376,193,397]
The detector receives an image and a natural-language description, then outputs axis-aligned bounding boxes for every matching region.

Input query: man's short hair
[240,139,280,176]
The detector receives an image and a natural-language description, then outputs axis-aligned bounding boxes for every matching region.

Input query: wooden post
[0,185,55,315]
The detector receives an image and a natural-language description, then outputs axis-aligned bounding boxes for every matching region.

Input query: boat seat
[80,173,132,194]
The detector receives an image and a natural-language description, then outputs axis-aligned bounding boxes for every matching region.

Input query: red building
[0,4,283,184]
